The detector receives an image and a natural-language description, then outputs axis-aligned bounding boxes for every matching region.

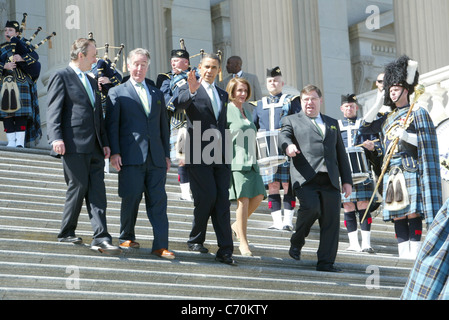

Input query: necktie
[312,117,324,138]
[136,83,151,116]
[80,72,95,107]
[209,84,220,119]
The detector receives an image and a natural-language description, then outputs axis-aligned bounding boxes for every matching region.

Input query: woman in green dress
[226,77,266,256]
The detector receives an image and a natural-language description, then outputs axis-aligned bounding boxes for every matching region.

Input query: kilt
[0,75,42,146]
[260,160,290,185]
[382,157,422,221]
[342,178,376,203]
[401,198,449,300]
[169,127,179,163]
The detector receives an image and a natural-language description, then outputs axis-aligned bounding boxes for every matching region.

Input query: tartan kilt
[0,76,34,118]
[169,127,179,163]
[401,198,449,300]
[342,178,376,203]
[260,160,290,185]
[0,76,42,145]
[382,157,422,221]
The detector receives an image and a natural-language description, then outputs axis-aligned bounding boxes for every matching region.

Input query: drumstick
[354,139,380,148]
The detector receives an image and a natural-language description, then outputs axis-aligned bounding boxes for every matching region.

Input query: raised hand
[187,69,202,94]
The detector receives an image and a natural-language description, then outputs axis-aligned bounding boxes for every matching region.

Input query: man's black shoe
[289,246,301,260]
[188,243,209,253]
[316,265,343,273]
[91,241,122,255]
[215,254,237,266]
[59,236,83,244]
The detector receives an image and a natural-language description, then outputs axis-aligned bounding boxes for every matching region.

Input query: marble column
[45,0,115,74]
[291,0,323,93]
[112,0,166,81]
[229,0,297,92]
[394,0,449,74]
[37,0,115,148]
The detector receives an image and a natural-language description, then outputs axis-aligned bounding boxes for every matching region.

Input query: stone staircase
[0,147,415,300]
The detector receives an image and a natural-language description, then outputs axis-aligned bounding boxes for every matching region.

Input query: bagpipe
[1,13,56,113]
[172,38,223,90]
[87,32,125,103]
[2,13,56,79]
[90,32,125,82]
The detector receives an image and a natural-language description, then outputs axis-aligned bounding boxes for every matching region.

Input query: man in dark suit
[46,38,121,255]
[177,53,236,265]
[106,48,174,260]
[280,84,353,272]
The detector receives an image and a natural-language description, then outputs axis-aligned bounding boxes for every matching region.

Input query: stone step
[0,148,414,300]
[0,240,406,300]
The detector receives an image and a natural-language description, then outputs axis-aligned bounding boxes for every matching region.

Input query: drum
[256,131,288,169]
[346,146,370,184]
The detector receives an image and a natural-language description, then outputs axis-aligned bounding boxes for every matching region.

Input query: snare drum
[346,146,370,184]
[256,131,288,169]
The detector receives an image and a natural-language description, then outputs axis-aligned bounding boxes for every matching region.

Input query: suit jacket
[47,66,108,156]
[105,79,169,168]
[219,72,263,102]
[177,82,229,166]
[280,112,352,190]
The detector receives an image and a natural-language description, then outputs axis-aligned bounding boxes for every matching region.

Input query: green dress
[227,102,267,201]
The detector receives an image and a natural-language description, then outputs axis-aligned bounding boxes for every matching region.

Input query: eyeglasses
[301,97,320,103]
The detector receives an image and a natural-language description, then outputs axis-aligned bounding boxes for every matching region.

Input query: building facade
[2,0,449,149]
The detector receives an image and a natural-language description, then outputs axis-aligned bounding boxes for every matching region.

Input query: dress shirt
[129,77,152,115]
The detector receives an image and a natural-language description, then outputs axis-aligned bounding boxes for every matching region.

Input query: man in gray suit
[219,56,262,113]
[106,48,174,259]
[280,85,353,272]
[47,38,121,255]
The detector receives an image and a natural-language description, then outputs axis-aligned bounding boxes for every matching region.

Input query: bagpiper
[0,19,43,148]
[157,46,192,201]
[360,55,442,259]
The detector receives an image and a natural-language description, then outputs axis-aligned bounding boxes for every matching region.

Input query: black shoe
[289,246,301,260]
[215,253,237,266]
[362,247,375,254]
[188,243,209,253]
[59,236,83,244]
[91,241,122,255]
[316,264,343,273]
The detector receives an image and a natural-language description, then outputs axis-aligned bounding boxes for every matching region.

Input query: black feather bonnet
[383,55,419,108]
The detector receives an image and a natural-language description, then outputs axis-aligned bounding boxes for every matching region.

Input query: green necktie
[209,84,220,119]
[312,117,324,138]
[81,72,95,107]
[136,82,151,116]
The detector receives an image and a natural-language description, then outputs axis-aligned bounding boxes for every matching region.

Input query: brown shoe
[119,240,140,249]
[152,248,175,260]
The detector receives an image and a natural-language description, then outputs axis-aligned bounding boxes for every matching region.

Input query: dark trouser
[58,148,111,246]
[291,173,341,268]
[118,156,169,251]
[187,164,233,257]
